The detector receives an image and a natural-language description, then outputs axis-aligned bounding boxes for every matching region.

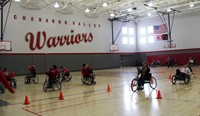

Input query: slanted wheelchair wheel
[12,80,17,89]
[56,81,62,90]
[33,76,39,84]
[81,77,84,84]
[149,77,157,89]
[64,74,72,82]
[184,76,190,84]
[24,75,31,84]
[131,78,138,92]
[81,77,92,85]
[43,80,48,92]
[172,75,177,84]
[92,73,96,78]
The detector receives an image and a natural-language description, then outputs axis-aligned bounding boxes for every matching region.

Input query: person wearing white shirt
[180,66,191,76]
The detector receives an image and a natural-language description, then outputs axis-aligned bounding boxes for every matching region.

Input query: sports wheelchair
[43,76,62,92]
[6,72,17,89]
[171,69,190,85]
[24,74,39,84]
[59,72,72,83]
[130,67,157,92]
[81,73,96,85]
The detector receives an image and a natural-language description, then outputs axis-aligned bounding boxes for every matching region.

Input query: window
[129,37,134,44]
[139,26,156,45]
[122,37,128,44]
[148,26,153,34]
[148,36,154,43]
[141,37,147,44]
[129,28,134,35]
[122,27,135,45]
[122,27,128,35]
[140,27,146,35]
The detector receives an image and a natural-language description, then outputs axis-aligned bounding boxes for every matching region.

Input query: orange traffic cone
[156,90,163,99]
[24,95,30,105]
[59,91,64,100]
[107,83,111,92]
[168,74,172,80]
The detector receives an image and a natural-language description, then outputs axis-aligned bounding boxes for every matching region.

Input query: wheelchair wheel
[131,78,138,92]
[149,77,157,89]
[24,75,31,84]
[65,74,72,82]
[33,76,39,84]
[11,79,17,89]
[64,74,72,82]
[56,81,62,90]
[92,73,96,78]
[81,77,92,85]
[184,76,190,84]
[172,75,177,84]
[43,80,48,92]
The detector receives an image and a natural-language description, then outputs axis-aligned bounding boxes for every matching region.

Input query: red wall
[146,52,200,66]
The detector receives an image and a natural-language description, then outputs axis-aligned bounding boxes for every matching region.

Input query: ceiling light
[190,3,194,8]
[85,8,90,13]
[147,13,152,16]
[110,13,115,17]
[103,3,107,7]
[167,8,172,12]
[14,0,21,2]
[127,8,132,12]
[148,3,153,6]
[54,2,59,8]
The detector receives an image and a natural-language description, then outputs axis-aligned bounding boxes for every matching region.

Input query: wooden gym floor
[0,66,200,116]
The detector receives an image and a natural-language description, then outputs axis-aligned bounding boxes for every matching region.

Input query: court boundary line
[21,107,42,116]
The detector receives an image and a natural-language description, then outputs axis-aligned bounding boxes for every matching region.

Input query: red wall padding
[146,53,200,66]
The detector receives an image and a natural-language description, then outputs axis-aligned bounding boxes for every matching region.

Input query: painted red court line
[36,96,119,113]
[21,107,42,116]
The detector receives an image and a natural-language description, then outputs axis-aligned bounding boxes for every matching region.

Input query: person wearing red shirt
[52,65,59,78]
[28,64,36,77]
[45,67,57,87]
[3,68,17,88]
[81,64,96,84]
[81,64,91,77]
[86,64,93,74]
[0,66,14,94]
[60,66,70,76]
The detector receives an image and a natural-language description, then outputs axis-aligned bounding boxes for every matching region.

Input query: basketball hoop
[0,41,12,51]
[0,45,6,51]
[164,43,176,49]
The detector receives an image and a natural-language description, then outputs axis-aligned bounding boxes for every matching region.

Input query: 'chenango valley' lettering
[25,30,94,50]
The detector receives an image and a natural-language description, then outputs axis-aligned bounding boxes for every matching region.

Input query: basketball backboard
[0,40,12,51]
[110,44,119,51]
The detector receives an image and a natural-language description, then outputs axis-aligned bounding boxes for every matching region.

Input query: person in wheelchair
[138,63,151,90]
[60,66,70,76]
[86,64,93,73]
[0,66,14,94]
[45,67,58,88]
[3,68,17,88]
[176,64,191,80]
[52,65,59,78]
[81,64,96,84]
[86,64,95,76]
[28,64,36,77]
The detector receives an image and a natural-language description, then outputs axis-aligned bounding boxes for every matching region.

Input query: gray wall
[1,48,199,75]
[0,53,130,75]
